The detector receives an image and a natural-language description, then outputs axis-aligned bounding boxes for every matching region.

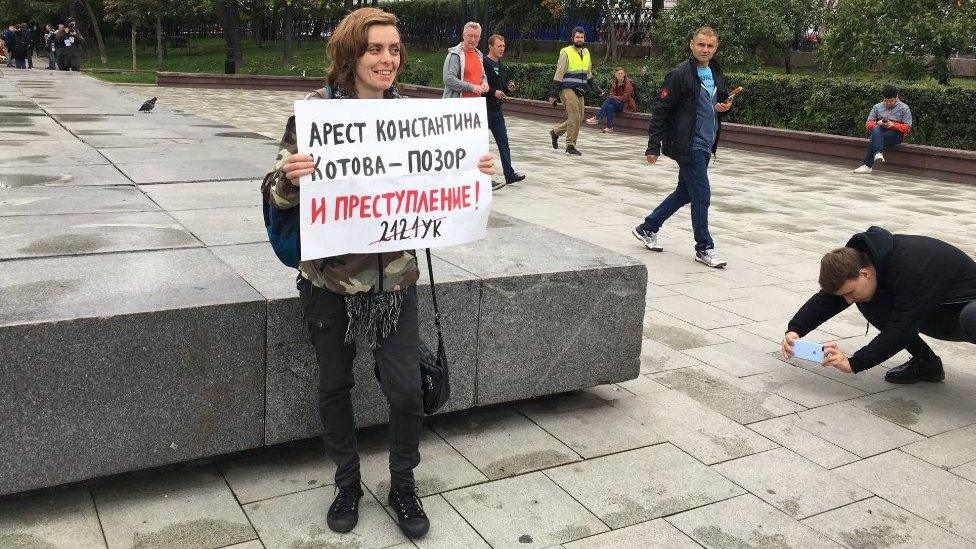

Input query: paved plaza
[4,72,976,549]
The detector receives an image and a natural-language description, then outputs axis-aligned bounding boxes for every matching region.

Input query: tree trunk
[344,0,353,11]
[784,51,792,74]
[77,0,108,64]
[155,14,163,66]
[130,23,137,71]
[479,0,490,51]
[283,2,294,65]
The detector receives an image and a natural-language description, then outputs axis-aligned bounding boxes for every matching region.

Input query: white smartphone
[792,339,824,363]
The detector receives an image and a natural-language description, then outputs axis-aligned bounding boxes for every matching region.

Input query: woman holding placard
[262,7,494,541]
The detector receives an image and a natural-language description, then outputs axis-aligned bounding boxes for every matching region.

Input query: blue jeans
[865,125,902,167]
[14,57,27,69]
[48,50,56,69]
[487,109,516,181]
[641,148,714,252]
[595,97,623,128]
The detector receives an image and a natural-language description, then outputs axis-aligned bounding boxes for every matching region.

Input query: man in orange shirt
[443,22,498,187]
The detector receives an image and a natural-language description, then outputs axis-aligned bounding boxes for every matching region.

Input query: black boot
[566,145,582,155]
[550,130,559,149]
[327,484,363,533]
[389,484,429,539]
[885,355,945,384]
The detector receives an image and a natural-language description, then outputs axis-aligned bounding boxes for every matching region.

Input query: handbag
[419,248,450,414]
[372,249,451,414]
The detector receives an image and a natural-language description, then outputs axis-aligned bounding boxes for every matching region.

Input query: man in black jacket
[782,226,976,383]
[632,26,732,268]
[482,34,525,190]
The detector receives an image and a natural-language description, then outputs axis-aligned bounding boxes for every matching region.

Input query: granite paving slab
[610,390,779,464]
[744,363,867,408]
[642,312,730,350]
[648,295,752,330]
[0,210,199,259]
[793,402,924,458]
[712,447,871,519]
[949,460,976,483]
[802,497,971,549]
[681,341,788,377]
[357,427,488,498]
[430,407,579,479]
[546,443,745,528]
[243,485,403,549]
[709,325,788,353]
[0,488,107,549]
[220,443,336,504]
[649,364,804,423]
[515,399,665,458]
[901,424,976,469]
[0,139,108,167]
[836,451,976,542]
[710,286,809,322]
[851,385,976,436]
[638,339,705,374]
[411,495,491,549]
[561,519,701,549]
[666,494,844,549]
[0,164,133,187]
[101,142,277,165]
[92,467,257,549]
[747,415,861,469]
[139,180,263,211]
[443,472,609,549]
[0,184,157,216]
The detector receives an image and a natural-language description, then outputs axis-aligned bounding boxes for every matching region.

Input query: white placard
[294,98,491,260]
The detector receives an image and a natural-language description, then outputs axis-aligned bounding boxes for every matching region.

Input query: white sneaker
[853,165,873,174]
[632,226,663,251]
[874,152,885,163]
[695,249,727,268]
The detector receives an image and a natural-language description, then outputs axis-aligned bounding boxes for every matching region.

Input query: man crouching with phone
[781,226,976,382]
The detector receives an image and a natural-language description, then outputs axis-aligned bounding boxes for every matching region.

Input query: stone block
[0,164,134,187]
[0,211,199,259]
[434,224,644,405]
[0,249,266,496]
[210,243,481,444]
[115,159,269,184]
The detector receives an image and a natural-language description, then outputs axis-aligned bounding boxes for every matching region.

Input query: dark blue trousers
[865,126,902,167]
[641,148,714,252]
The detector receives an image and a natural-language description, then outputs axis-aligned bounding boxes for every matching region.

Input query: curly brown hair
[326,8,407,93]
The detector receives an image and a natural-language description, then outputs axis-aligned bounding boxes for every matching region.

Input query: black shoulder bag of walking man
[374,249,450,414]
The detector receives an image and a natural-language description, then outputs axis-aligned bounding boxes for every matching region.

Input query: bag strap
[425,249,444,342]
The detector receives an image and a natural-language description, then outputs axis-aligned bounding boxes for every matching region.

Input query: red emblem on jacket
[659,88,669,99]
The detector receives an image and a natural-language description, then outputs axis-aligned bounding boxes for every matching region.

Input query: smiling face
[690,33,719,66]
[354,24,401,99]
[615,69,625,82]
[462,26,481,51]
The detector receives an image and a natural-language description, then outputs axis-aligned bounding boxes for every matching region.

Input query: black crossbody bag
[373,249,450,414]
[419,249,450,414]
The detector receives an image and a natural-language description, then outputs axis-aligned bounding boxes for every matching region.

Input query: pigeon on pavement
[139,97,158,113]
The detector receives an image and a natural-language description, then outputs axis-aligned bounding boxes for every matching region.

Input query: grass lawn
[84,36,975,89]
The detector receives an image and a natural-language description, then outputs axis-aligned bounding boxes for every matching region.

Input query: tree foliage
[649,0,789,71]
[818,0,975,83]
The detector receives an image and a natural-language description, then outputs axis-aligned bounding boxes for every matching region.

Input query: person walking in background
[586,67,636,133]
[853,85,912,175]
[547,26,602,156]
[632,26,732,269]
[482,34,525,188]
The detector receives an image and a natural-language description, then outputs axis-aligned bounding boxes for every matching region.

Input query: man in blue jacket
[782,227,976,383]
[632,26,732,268]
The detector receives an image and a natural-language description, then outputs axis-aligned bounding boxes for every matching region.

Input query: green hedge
[402,62,976,150]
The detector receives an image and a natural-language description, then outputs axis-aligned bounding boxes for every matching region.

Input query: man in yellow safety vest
[547,26,603,156]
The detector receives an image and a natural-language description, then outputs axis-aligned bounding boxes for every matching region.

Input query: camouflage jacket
[262,85,419,296]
